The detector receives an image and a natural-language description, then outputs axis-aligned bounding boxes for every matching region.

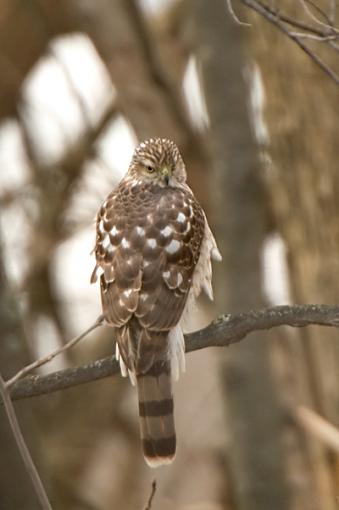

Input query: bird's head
[129,138,187,187]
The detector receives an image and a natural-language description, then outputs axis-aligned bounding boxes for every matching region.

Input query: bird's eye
[146,165,155,173]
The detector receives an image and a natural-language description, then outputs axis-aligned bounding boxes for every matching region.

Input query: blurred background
[1,0,339,509]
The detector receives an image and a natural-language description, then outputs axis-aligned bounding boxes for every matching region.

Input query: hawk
[91,138,221,467]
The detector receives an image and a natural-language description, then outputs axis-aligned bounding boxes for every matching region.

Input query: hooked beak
[161,166,170,185]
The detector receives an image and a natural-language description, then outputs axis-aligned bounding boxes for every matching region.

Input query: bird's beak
[161,166,170,185]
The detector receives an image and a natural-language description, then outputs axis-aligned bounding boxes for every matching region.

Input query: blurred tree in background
[1,1,339,509]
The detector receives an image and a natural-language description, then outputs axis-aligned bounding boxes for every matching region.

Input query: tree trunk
[246,2,339,509]
[194,1,292,508]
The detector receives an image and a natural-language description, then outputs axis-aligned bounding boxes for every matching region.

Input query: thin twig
[7,304,339,401]
[253,3,329,37]
[299,0,339,33]
[248,0,339,36]
[295,406,339,453]
[143,479,157,510]
[0,372,53,510]
[6,315,104,388]
[241,0,339,86]
[226,0,251,26]
[289,32,338,41]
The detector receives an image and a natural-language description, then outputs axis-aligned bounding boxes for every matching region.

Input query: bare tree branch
[250,5,329,37]
[9,355,119,401]
[142,479,157,510]
[7,304,339,401]
[6,315,104,388]
[238,0,339,85]
[289,32,338,41]
[226,0,251,26]
[0,372,53,510]
[295,406,339,454]
[299,0,339,32]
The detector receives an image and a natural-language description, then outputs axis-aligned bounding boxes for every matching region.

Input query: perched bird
[91,138,221,467]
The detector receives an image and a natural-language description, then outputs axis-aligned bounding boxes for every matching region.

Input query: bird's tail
[137,360,176,467]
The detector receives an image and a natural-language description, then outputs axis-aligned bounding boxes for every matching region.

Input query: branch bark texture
[8,304,339,401]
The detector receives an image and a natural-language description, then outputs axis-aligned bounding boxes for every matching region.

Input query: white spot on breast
[183,222,191,234]
[121,238,130,249]
[123,289,132,298]
[136,226,145,236]
[131,182,142,192]
[163,270,170,279]
[98,220,105,234]
[160,226,172,237]
[102,235,110,249]
[177,212,185,223]
[147,238,157,249]
[140,292,148,302]
[165,239,181,254]
[143,260,151,267]
[110,225,119,236]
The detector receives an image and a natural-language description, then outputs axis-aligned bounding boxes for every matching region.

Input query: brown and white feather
[91,138,220,467]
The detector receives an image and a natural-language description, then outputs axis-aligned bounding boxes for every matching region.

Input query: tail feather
[137,361,176,467]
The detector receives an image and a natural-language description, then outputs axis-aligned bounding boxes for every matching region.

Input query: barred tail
[137,361,176,467]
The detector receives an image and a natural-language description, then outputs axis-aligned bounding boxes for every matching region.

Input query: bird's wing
[92,182,205,369]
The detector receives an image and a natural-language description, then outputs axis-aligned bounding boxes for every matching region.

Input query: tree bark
[246,2,339,508]
[6,304,339,402]
[194,1,292,508]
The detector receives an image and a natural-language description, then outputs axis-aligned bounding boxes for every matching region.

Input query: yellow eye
[146,165,155,173]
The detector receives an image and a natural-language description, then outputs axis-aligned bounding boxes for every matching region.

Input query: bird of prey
[91,138,221,467]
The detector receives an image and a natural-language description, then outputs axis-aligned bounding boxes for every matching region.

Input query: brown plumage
[91,138,221,467]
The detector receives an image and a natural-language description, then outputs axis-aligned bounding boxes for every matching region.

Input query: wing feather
[92,181,205,342]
